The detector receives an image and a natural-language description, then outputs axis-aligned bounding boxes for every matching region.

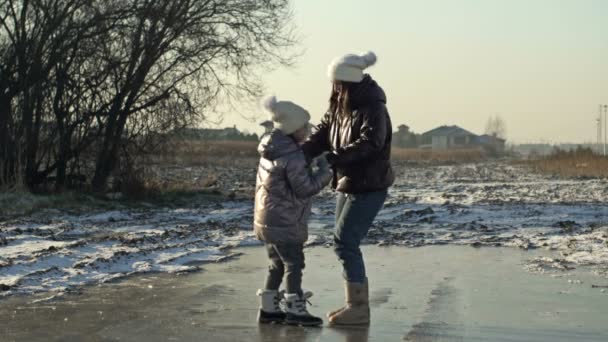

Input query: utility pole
[600,105,603,154]
[604,104,608,156]
[598,107,602,154]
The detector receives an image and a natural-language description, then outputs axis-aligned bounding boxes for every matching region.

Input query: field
[1,140,607,299]
[153,140,260,166]
[122,142,490,201]
[153,140,489,166]
[391,147,486,164]
[524,148,608,178]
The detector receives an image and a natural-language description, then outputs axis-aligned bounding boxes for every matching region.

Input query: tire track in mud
[404,277,465,342]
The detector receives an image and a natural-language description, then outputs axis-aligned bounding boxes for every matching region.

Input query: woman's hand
[325,152,339,166]
[317,151,338,167]
[312,153,333,188]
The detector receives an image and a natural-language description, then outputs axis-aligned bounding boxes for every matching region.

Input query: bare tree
[0,0,84,186]
[0,0,298,192]
[485,115,507,140]
[0,0,113,189]
[87,0,298,191]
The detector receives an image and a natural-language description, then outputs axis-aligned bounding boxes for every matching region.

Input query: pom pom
[361,51,377,67]
[261,95,278,112]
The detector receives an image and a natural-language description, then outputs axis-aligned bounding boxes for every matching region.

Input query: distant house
[260,120,274,136]
[477,134,506,154]
[393,124,418,148]
[398,124,410,133]
[259,120,274,140]
[420,125,478,150]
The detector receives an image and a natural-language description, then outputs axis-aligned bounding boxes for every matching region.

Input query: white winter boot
[257,289,286,324]
[284,291,323,327]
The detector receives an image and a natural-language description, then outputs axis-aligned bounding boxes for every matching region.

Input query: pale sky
[222,0,608,144]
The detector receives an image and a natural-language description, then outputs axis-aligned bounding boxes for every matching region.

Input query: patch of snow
[2,162,608,297]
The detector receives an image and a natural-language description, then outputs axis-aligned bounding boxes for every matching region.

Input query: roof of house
[421,125,477,137]
[260,120,274,127]
[478,134,506,143]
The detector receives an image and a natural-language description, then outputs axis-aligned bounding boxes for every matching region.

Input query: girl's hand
[316,153,330,171]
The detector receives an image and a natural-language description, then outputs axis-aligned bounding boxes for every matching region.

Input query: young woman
[302,51,394,325]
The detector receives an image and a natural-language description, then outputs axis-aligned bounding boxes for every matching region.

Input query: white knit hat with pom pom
[261,95,311,135]
[328,51,377,83]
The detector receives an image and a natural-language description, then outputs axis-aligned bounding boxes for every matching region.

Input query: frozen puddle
[1,162,608,297]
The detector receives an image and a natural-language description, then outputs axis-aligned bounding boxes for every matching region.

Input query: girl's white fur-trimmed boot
[284,291,323,327]
[256,289,286,324]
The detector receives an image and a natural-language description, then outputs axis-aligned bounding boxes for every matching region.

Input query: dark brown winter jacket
[302,75,394,194]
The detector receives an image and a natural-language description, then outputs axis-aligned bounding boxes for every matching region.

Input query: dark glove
[325,152,339,166]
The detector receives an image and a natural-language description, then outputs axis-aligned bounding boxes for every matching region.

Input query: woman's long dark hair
[329,81,356,118]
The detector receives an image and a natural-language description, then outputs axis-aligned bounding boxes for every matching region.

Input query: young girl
[254,96,332,326]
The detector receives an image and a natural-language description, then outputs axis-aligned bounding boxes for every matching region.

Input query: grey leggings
[264,243,305,294]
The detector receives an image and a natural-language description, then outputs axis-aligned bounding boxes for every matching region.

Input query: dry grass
[153,139,259,166]
[129,141,491,198]
[391,147,487,164]
[118,172,227,201]
[126,139,261,199]
[524,148,608,178]
[156,140,490,166]
[0,191,114,218]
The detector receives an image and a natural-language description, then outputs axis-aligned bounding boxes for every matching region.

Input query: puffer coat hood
[258,129,300,161]
[254,130,332,245]
[349,74,387,109]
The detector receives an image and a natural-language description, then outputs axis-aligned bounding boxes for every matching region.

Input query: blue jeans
[334,190,388,283]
